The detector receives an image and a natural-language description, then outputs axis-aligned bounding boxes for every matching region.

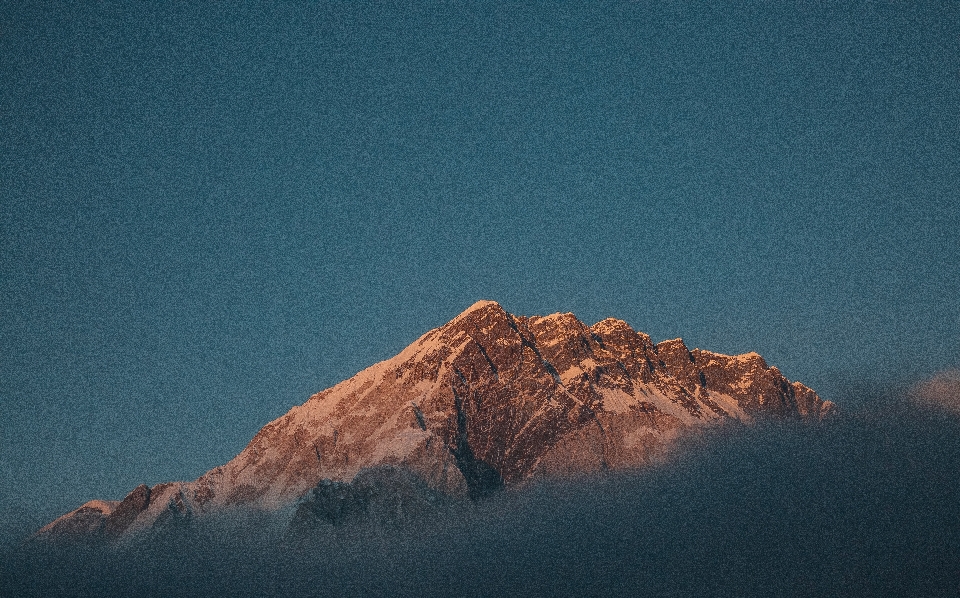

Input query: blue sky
[2,1,958,542]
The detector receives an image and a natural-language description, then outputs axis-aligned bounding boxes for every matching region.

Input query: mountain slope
[37,301,833,540]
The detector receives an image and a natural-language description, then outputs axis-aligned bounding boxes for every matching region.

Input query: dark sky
[2,1,958,543]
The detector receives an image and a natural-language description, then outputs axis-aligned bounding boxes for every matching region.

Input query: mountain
[36,300,833,541]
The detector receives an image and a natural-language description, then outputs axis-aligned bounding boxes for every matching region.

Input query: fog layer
[4,395,960,597]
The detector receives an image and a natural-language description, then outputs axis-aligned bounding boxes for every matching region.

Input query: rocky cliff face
[37,301,833,541]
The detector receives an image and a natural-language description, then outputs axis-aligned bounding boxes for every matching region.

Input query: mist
[4,388,960,597]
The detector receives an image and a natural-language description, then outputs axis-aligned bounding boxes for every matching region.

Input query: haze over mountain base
[5,395,959,598]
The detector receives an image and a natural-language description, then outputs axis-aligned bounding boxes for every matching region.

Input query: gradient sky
[2,1,958,542]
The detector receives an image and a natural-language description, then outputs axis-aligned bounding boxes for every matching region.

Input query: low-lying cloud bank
[4,386,960,597]
[911,368,960,414]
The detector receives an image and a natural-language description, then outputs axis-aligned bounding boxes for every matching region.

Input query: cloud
[5,395,960,597]
[910,368,960,414]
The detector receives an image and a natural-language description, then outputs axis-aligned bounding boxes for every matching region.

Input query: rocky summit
[37,301,833,541]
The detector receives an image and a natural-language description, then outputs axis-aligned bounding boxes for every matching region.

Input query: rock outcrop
[37,301,833,541]
[35,499,119,540]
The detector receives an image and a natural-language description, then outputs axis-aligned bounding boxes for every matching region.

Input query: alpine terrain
[37,301,834,541]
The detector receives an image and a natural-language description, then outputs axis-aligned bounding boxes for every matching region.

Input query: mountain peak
[38,302,834,541]
[462,299,501,313]
[445,300,508,327]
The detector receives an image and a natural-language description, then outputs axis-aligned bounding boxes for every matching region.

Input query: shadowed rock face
[37,301,833,541]
[288,465,449,533]
[103,484,151,537]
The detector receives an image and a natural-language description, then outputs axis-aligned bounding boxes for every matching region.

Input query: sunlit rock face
[37,301,833,541]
